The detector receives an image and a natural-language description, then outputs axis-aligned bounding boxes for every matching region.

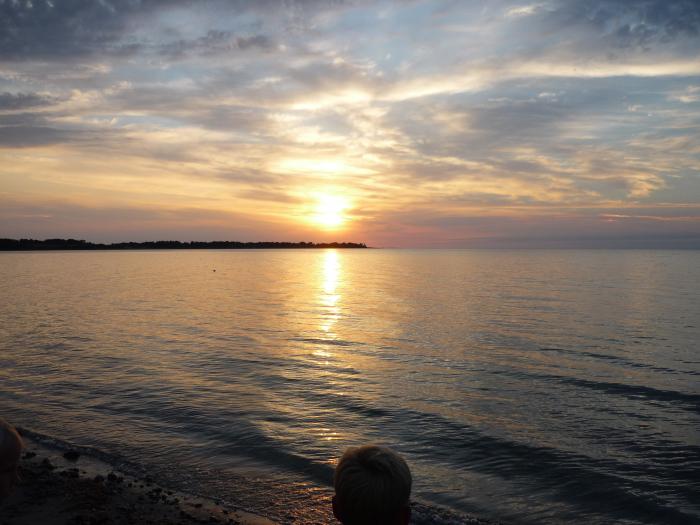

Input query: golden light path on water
[317,249,342,444]
[318,250,342,343]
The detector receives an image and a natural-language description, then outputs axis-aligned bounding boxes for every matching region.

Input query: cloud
[0,0,344,61]
[0,0,699,246]
[505,4,545,18]
[538,0,700,49]
[0,125,75,148]
[0,91,57,109]
[0,0,148,60]
[668,85,700,103]
[236,34,274,51]
[158,31,275,59]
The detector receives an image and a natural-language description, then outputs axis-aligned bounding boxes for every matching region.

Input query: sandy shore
[1,435,276,525]
[2,432,494,525]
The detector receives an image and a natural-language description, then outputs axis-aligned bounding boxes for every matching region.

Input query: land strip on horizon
[0,239,368,250]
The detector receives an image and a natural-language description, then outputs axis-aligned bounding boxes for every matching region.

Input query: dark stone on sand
[64,450,81,461]
[13,448,270,525]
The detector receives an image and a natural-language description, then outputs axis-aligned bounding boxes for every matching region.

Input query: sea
[1,249,698,524]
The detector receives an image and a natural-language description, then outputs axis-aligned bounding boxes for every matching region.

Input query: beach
[2,433,275,525]
[3,431,490,525]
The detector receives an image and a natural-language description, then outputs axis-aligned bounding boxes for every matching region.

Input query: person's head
[0,418,23,499]
[333,445,412,525]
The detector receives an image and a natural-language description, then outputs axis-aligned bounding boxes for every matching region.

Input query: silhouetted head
[0,418,23,499]
[333,445,412,525]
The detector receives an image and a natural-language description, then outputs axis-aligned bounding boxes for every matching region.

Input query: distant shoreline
[0,238,368,250]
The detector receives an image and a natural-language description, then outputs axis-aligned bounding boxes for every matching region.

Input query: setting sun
[312,194,350,229]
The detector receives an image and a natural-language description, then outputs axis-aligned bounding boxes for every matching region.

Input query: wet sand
[1,436,275,525]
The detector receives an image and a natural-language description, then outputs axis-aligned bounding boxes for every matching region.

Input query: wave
[538,347,700,377]
[490,368,700,413]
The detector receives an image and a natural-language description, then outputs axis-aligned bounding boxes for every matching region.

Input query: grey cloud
[288,60,380,92]
[386,94,573,163]
[0,125,75,147]
[102,83,275,134]
[236,34,273,50]
[386,78,661,162]
[0,0,151,60]
[0,111,51,126]
[0,92,57,109]
[539,0,700,51]
[0,0,345,61]
[191,105,271,132]
[159,31,274,59]
[0,113,125,149]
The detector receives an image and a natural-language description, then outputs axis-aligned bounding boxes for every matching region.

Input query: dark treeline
[0,238,368,250]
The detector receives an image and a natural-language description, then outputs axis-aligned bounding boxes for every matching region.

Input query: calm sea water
[1,250,698,524]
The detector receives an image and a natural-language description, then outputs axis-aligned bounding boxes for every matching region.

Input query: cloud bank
[1,0,698,247]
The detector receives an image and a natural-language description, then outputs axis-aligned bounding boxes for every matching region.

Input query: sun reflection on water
[316,250,342,355]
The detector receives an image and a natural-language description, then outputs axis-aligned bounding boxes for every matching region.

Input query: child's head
[333,445,412,525]
[0,418,23,499]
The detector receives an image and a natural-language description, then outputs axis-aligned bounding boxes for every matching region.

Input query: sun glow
[312,194,350,229]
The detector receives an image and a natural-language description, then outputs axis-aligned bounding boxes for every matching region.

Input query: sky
[1,0,699,248]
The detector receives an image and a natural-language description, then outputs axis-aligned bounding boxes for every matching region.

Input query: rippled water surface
[1,249,699,524]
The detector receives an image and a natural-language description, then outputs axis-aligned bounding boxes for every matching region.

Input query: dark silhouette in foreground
[333,445,412,525]
[0,418,23,500]
[0,238,368,250]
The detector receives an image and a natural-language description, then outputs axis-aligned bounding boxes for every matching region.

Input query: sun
[312,194,349,229]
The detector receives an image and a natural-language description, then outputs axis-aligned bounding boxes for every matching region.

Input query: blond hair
[334,445,412,525]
